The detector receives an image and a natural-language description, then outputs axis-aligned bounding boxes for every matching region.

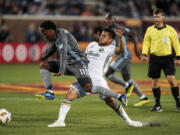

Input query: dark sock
[141,97,148,100]
[152,87,161,106]
[171,87,180,107]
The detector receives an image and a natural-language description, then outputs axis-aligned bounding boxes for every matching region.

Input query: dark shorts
[148,54,175,78]
[47,61,90,79]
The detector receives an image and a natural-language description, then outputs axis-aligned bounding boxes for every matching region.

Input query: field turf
[0,63,180,135]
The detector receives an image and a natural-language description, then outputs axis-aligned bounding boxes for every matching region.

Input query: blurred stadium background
[1,0,180,63]
[0,0,180,135]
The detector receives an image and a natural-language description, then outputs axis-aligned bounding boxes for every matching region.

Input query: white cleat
[48,120,66,127]
[126,120,143,127]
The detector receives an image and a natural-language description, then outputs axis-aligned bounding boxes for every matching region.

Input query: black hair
[105,13,114,19]
[102,27,115,39]
[153,9,164,15]
[93,26,102,34]
[40,20,57,30]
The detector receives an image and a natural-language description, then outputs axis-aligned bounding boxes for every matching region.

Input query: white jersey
[85,41,115,85]
[71,41,116,98]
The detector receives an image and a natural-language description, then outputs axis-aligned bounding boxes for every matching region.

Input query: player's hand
[175,60,180,66]
[141,55,148,62]
[135,50,141,60]
[115,28,123,38]
[54,72,64,76]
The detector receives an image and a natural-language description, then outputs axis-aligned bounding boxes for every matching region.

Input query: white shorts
[70,76,111,99]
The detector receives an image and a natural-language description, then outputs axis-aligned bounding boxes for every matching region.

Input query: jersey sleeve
[58,33,68,73]
[85,42,96,54]
[42,44,57,59]
[109,45,116,56]
[170,27,180,57]
[142,27,151,55]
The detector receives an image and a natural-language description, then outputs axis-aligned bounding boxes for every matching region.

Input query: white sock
[124,82,129,88]
[57,103,71,123]
[118,105,131,123]
[47,90,54,94]
[140,95,146,100]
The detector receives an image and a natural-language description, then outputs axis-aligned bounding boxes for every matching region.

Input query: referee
[141,9,180,112]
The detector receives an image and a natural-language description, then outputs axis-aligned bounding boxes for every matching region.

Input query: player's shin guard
[171,87,180,107]
[92,86,120,99]
[40,69,53,93]
[57,99,71,123]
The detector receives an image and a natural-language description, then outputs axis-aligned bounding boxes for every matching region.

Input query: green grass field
[0,63,180,135]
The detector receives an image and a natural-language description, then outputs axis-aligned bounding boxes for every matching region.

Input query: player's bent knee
[122,74,130,81]
[105,68,114,77]
[77,77,92,92]
[152,79,159,88]
[65,88,78,100]
[40,62,49,69]
[103,97,113,103]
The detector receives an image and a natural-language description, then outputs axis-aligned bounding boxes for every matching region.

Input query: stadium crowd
[0,0,180,42]
[0,0,180,17]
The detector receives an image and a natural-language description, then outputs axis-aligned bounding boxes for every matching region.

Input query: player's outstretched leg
[92,86,127,107]
[101,97,143,127]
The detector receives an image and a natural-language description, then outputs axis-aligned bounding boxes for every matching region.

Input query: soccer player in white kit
[48,28,143,128]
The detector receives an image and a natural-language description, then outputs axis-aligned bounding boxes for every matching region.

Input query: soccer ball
[0,109,11,124]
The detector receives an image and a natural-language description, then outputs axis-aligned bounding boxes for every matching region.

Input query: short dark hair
[40,20,57,30]
[93,26,102,34]
[153,9,164,15]
[102,27,115,39]
[105,13,114,19]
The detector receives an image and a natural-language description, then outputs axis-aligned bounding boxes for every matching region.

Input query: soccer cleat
[48,120,65,127]
[134,98,150,107]
[126,120,143,127]
[151,105,163,112]
[118,94,127,107]
[35,92,55,100]
[125,84,134,97]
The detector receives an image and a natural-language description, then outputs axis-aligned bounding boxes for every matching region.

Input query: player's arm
[170,28,180,65]
[85,42,92,55]
[115,28,124,54]
[141,28,151,61]
[129,31,141,59]
[54,36,68,76]
[41,44,57,61]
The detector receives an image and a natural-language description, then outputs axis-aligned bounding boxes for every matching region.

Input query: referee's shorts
[148,54,175,78]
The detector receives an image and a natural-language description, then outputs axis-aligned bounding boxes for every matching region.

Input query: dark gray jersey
[109,24,131,57]
[43,28,88,73]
